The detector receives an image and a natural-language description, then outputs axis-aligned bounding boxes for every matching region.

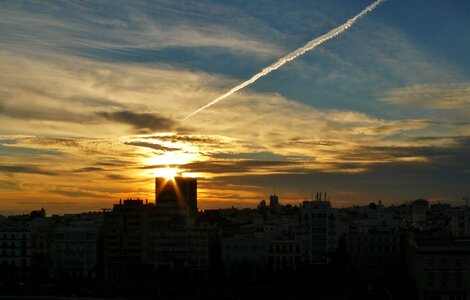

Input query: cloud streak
[183,0,386,120]
[0,165,57,176]
[98,110,175,133]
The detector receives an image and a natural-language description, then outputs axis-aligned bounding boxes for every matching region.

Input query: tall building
[300,194,338,264]
[411,199,429,229]
[29,218,53,280]
[149,177,213,269]
[269,194,279,209]
[155,176,197,227]
[103,199,151,280]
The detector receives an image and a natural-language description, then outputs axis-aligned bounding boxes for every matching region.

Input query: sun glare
[154,167,181,179]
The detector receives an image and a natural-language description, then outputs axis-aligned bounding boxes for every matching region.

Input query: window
[441,272,448,287]
[427,272,435,288]
[455,272,463,287]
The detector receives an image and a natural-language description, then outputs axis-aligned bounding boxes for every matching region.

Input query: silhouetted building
[222,234,268,280]
[149,177,215,269]
[269,194,279,209]
[53,224,100,279]
[406,232,470,300]
[268,238,302,271]
[452,206,470,237]
[29,208,46,220]
[411,199,429,229]
[344,200,403,277]
[0,226,31,280]
[29,217,53,280]
[155,176,197,227]
[300,195,338,264]
[103,199,151,280]
[346,230,401,276]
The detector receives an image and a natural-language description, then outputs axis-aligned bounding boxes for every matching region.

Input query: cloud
[212,151,305,161]
[0,165,57,176]
[0,1,285,59]
[68,96,126,108]
[74,167,105,173]
[180,159,305,175]
[98,110,176,133]
[0,180,20,190]
[145,134,224,145]
[382,83,470,109]
[17,137,129,157]
[106,174,131,180]
[94,160,136,168]
[0,0,469,211]
[49,189,110,199]
[0,144,62,157]
[125,141,181,152]
[0,139,17,145]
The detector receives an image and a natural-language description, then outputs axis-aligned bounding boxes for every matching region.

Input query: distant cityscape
[1,176,469,300]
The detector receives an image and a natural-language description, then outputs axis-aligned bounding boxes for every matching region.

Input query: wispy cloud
[0,1,285,59]
[98,110,176,133]
[0,165,57,176]
[383,83,470,110]
[125,141,181,152]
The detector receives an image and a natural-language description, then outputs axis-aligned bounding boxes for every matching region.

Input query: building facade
[300,198,338,264]
[407,233,470,300]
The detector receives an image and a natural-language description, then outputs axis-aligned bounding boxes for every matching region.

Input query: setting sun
[154,167,181,179]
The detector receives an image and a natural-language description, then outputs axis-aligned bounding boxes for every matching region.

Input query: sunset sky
[1,0,469,214]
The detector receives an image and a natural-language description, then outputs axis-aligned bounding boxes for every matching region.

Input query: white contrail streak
[183,0,386,121]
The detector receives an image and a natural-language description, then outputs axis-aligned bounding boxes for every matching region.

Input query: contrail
[183,0,385,121]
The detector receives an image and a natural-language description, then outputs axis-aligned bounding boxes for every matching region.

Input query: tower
[155,176,197,226]
[269,194,279,208]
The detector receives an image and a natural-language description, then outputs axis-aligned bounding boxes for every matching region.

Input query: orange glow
[154,167,181,179]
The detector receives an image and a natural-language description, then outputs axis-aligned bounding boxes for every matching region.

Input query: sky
[1,0,469,214]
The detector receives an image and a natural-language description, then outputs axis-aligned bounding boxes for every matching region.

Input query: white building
[300,198,338,264]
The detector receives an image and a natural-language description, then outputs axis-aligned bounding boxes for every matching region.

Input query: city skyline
[1,179,469,299]
[1,0,470,214]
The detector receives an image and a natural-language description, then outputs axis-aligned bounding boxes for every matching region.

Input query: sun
[154,167,181,179]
